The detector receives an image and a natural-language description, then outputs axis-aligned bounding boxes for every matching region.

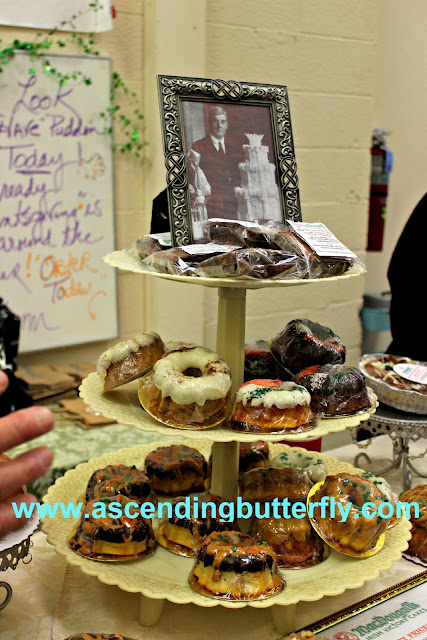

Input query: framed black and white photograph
[157,76,302,245]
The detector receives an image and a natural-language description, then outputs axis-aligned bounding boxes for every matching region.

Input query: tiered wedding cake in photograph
[235,133,282,221]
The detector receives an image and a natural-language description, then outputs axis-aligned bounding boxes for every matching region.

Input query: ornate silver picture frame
[157,75,302,246]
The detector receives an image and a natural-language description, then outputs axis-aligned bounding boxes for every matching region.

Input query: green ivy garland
[0,1,145,159]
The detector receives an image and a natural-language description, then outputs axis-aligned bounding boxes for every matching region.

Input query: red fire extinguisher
[367,129,393,252]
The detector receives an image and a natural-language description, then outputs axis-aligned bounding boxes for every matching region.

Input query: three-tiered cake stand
[42,250,411,635]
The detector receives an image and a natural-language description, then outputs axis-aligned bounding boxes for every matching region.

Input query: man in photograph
[191,106,242,219]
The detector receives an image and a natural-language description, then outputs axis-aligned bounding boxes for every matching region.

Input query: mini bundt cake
[309,473,390,556]
[294,364,371,415]
[189,531,284,600]
[271,319,345,374]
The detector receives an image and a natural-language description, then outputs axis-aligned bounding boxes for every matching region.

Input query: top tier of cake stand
[103,249,362,289]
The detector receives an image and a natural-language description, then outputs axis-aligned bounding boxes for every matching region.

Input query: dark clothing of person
[386,192,427,360]
[191,136,241,219]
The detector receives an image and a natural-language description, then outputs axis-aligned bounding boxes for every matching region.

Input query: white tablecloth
[1,435,425,640]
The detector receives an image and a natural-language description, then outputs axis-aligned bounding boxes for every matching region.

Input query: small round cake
[144,444,209,495]
[85,464,152,503]
[400,484,427,563]
[239,441,270,475]
[270,450,327,484]
[68,494,156,560]
[143,346,232,427]
[239,467,311,503]
[189,531,284,600]
[155,492,237,556]
[230,379,313,433]
[309,473,390,556]
[295,364,371,415]
[97,331,165,390]
[360,470,397,527]
[244,340,285,382]
[271,319,346,374]
[250,515,326,568]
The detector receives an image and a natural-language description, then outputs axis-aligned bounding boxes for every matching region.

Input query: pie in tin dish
[359,353,427,414]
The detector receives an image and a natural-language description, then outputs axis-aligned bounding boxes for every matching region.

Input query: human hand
[0,370,54,537]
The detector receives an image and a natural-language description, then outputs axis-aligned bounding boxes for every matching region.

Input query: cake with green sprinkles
[230,378,313,433]
[189,531,284,600]
[308,472,391,556]
[294,364,371,416]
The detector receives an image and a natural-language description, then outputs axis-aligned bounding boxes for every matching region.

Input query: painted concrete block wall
[205,0,378,361]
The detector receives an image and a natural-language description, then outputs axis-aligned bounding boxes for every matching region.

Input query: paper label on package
[394,363,427,385]
[147,232,172,246]
[314,580,427,640]
[209,218,260,229]
[180,243,240,255]
[288,221,357,259]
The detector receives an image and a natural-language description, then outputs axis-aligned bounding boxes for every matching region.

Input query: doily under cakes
[80,373,378,443]
[42,440,411,610]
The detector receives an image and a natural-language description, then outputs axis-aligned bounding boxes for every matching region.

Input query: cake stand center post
[211,286,246,500]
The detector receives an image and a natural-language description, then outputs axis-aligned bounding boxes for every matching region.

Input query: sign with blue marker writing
[0,52,117,352]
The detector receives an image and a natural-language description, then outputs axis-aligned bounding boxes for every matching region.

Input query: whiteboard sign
[0,53,118,352]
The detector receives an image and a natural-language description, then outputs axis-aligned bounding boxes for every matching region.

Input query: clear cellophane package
[141,243,308,280]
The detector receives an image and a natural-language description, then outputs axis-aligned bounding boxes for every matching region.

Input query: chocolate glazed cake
[189,531,284,600]
[85,464,152,503]
[271,319,346,374]
[295,364,370,415]
[144,444,208,495]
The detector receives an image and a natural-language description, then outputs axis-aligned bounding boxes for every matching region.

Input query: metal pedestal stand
[0,536,33,611]
[353,403,427,491]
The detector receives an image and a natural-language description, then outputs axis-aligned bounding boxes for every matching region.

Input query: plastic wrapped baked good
[239,467,311,503]
[97,331,165,390]
[140,346,232,429]
[308,473,390,556]
[134,232,172,259]
[271,319,346,374]
[144,444,209,495]
[208,218,353,278]
[85,464,153,504]
[250,514,327,569]
[230,379,313,434]
[270,450,328,484]
[68,494,156,561]
[244,340,288,382]
[142,244,306,280]
[239,441,270,475]
[188,530,284,600]
[154,492,237,556]
[399,484,427,563]
[197,247,305,279]
[294,364,371,416]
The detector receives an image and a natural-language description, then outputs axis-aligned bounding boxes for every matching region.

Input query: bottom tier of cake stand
[42,440,411,635]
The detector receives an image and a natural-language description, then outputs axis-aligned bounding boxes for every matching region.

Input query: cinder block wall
[204,0,378,366]
[13,0,380,369]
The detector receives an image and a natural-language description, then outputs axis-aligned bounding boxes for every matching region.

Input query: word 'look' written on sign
[0,53,117,351]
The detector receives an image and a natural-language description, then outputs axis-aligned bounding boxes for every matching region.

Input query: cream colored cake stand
[42,441,411,636]
[74,251,393,634]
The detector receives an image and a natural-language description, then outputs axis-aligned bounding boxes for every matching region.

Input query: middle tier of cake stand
[42,439,411,636]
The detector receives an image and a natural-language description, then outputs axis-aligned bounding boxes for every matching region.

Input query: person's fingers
[0,406,54,453]
[0,447,53,500]
[0,492,37,537]
[0,370,9,395]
